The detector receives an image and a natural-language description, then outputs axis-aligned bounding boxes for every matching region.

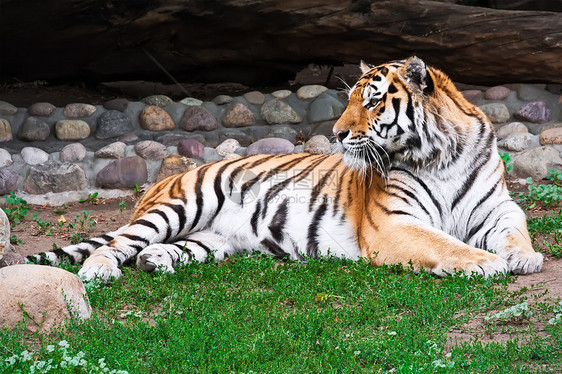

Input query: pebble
[0,119,12,141]
[0,169,18,196]
[139,106,175,131]
[28,102,56,116]
[246,137,295,155]
[304,135,332,154]
[60,143,87,163]
[17,117,50,141]
[95,142,127,159]
[0,101,17,115]
[55,120,91,140]
[272,90,292,99]
[213,95,233,105]
[497,132,538,152]
[513,146,562,180]
[515,101,551,123]
[21,147,49,165]
[308,94,345,123]
[177,139,205,158]
[0,149,13,167]
[141,95,174,107]
[24,163,87,194]
[179,106,218,131]
[461,90,482,103]
[96,156,148,188]
[179,97,203,106]
[540,128,562,145]
[479,103,510,123]
[156,155,197,181]
[222,103,256,128]
[297,85,328,100]
[484,86,511,100]
[261,99,302,125]
[63,103,96,118]
[202,147,223,163]
[216,138,240,157]
[95,110,133,139]
[244,91,265,105]
[103,98,129,112]
[495,122,528,138]
[134,140,167,160]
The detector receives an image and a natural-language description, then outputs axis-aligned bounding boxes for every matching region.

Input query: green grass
[1,255,561,373]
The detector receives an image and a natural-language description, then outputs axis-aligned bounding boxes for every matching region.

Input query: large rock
[96,110,133,139]
[540,127,562,145]
[28,102,56,116]
[496,122,528,138]
[55,120,91,140]
[497,132,538,152]
[0,169,18,195]
[0,208,11,259]
[156,154,198,181]
[246,137,295,155]
[179,105,218,131]
[63,103,96,118]
[261,99,302,125]
[141,94,174,107]
[95,142,127,159]
[17,117,50,141]
[177,138,205,158]
[222,103,256,128]
[0,265,91,333]
[304,135,332,154]
[479,103,510,123]
[0,148,13,167]
[139,106,175,131]
[60,143,87,163]
[308,94,345,123]
[0,119,13,142]
[515,101,552,123]
[215,138,240,157]
[24,162,87,194]
[134,140,168,160]
[0,101,17,115]
[513,147,562,180]
[96,156,148,188]
[484,86,511,100]
[21,147,49,165]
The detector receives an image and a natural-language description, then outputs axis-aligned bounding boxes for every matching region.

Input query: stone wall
[0,83,560,202]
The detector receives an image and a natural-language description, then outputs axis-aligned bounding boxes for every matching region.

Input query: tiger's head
[333,56,478,175]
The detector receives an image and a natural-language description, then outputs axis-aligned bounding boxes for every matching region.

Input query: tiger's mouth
[339,138,391,175]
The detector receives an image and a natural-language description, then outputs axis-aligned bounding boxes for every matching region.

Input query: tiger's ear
[403,56,434,94]
[360,60,374,74]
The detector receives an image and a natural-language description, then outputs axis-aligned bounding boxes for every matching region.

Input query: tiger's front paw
[467,253,509,278]
[136,246,174,273]
[78,256,122,282]
[507,251,543,274]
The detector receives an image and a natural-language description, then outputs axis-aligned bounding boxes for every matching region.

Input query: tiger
[25,56,543,281]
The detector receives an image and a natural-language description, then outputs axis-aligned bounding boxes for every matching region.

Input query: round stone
[308,94,345,123]
[55,120,91,140]
[24,162,87,194]
[296,85,328,100]
[17,117,50,141]
[134,140,167,160]
[479,103,510,123]
[0,119,12,142]
[304,135,332,154]
[540,128,562,145]
[28,102,56,116]
[0,148,13,167]
[96,156,148,189]
[243,91,265,105]
[272,90,292,99]
[461,90,483,103]
[497,132,538,152]
[260,99,302,125]
[179,106,218,132]
[0,101,17,115]
[63,103,96,118]
[212,95,233,105]
[496,122,528,139]
[177,139,205,158]
[103,98,129,112]
[141,95,174,107]
[484,86,511,100]
[96,110,133,139]
[179,97,203,106]
[21,147,49,165]
[0,169,18,195]
[515,101,551,123]
[95,142,127,159]
[156,155,198,181]
[222,103,256,128]
[203,147,223,163]
[216,138,240,157]
[246,138,295,155]
[139,106,175,131]
[60,143,87,163]
[513,146,562,180]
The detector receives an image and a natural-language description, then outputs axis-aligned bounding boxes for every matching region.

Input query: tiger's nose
[334,130,350,142]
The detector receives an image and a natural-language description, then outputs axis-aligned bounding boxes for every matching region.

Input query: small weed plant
[484,302,533,324]
[2,192,30,228]
[516,170,562,208]
[79,192,99,204]
[53,204,67,215]
[119,201,127,212]
[499,152,513,172]
[549,301,562,325]
[527,210,562,257]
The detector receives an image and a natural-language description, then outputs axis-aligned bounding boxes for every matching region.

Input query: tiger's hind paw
[507,251,543,274]
[136,245,175,274]
[78,260,122,282]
